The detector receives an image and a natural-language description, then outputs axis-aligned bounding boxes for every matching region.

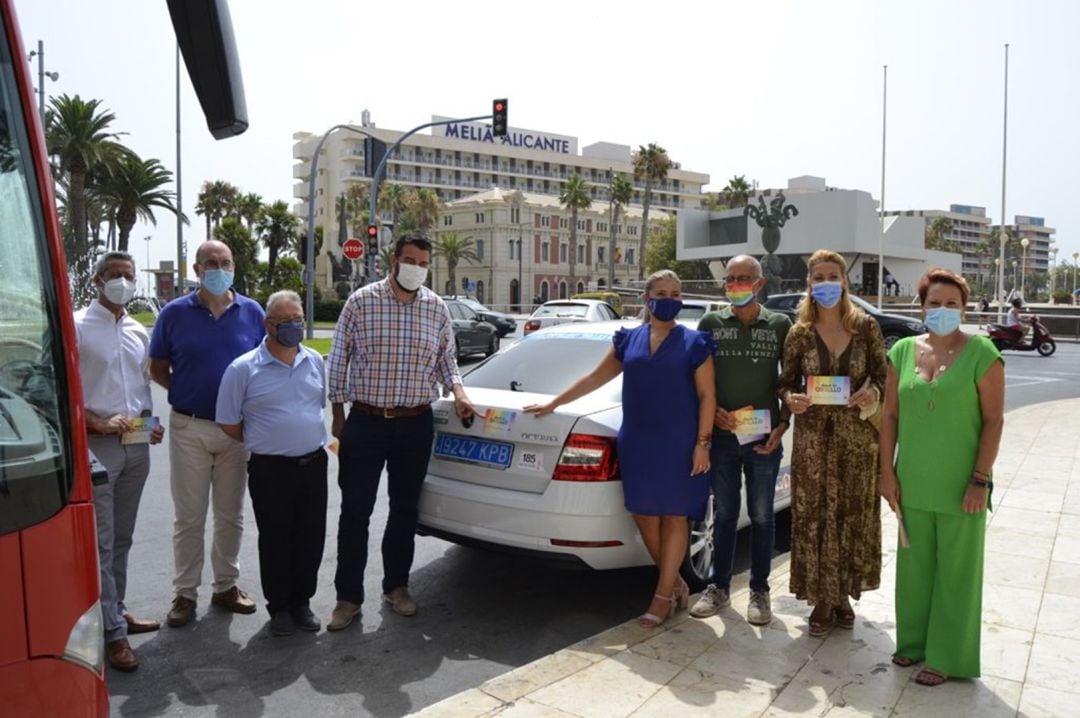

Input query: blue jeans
[710,432,783,593]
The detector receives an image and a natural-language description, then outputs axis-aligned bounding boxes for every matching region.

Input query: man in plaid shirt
[326,235,476,630]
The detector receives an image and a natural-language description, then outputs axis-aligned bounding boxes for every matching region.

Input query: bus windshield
[0,18,70,535]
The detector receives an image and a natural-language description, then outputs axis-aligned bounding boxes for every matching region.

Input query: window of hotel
[541,242,549,262]
[576,281,585,295]
[560,244,567,263]
[477,280,485,304]
[598,246,605,263]
[508,240,515,260]
[540,281,549,302]
[627,248,635,265]
[476,240,485,260]
[577,245,585,264]
[541,215,551,227]
[443,215,453,226]
[559,281,568,299]
[511,207,520,223]
[559,218,568,229]
[475,212,485,223]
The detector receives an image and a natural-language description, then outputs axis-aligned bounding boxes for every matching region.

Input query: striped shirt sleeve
[327,293,358,404]
[434,300,463,392]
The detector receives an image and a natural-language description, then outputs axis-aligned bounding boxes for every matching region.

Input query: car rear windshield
[676,306,706,320]
[464,333,621,400]
[534,304,588,318]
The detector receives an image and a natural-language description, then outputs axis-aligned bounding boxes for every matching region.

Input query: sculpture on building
[744,191,799,297]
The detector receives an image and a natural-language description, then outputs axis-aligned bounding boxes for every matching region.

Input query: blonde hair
[640,269,681,323]
[796,249,864,333]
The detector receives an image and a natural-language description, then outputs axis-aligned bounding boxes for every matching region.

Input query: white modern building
[677,176,961,296]
[431,188,658,310]
[292,112,708,294]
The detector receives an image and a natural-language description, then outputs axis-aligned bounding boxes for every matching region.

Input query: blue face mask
[201,268,234,296]
[648,297,683,322]
[810,281,844,309]
[273,320,305,348]
[925,307,962,336]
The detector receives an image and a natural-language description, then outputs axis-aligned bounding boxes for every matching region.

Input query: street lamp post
[1012,260,1018,295]
[1049,246,1058,298]
[1020,237,1030,299]
[27,41,59,122]
[1073,252,1079,303]
[516,201,523,313]
[144,235,152,275]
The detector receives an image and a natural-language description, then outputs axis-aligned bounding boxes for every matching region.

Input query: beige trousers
[168,410,249,600]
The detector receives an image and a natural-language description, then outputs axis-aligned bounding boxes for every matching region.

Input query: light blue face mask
[925,307,962,336]
[810,281,844,309]
[201,268,234,296]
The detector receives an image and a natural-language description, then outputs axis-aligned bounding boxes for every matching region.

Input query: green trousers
[894,506,986,677]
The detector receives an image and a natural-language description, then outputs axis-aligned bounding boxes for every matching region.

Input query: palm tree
[195,180,240,240]
[378,245,393,279]
[45,94,129,270]
[293,225,323,266]
[213,216,257,295]
[632,142,672,280]
[925,216,954,250]
[257,200,299,285]
[377,183,410,229]
[608,173,634,289]
[722,175,752,208]
[343,183,371,234]
[98,154,182,253]
[236,192,264,232]
[559,173,591,280]
[432,232,479,297]
[406,188,442,232]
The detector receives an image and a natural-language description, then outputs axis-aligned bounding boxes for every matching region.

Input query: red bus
[0,1,245,714]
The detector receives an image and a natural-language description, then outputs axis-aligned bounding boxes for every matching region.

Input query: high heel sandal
[834,604,855,630]
[808,606,835,637]
[639,594,676,628]
[675,578,690,609]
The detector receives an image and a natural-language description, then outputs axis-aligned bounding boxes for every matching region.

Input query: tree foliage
[644,215,713,281]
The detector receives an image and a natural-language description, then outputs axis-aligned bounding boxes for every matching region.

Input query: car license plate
[433,433,514,469]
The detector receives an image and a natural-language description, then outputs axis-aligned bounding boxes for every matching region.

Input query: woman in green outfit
[879,268,1005,687]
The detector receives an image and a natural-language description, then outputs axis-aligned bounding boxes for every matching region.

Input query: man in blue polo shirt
[149,240,265,627]
[216,291,328,636]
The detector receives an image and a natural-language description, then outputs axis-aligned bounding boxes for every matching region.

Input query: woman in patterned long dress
[778,250,885,637]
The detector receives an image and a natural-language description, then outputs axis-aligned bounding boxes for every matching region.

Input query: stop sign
[342,237,364,261]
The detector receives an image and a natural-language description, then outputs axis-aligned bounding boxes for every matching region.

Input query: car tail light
[63,599,104,675]
[523,320,541,334]
[553,434,619,482]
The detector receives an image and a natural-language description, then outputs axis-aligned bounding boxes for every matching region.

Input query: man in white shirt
[74,252,164,672]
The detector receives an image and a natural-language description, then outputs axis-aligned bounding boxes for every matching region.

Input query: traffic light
[492,98,508,137]
[366,224,378,245]
[363,137,387,178]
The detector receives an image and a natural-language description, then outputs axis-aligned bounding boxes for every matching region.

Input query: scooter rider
[1005,298,1027,343]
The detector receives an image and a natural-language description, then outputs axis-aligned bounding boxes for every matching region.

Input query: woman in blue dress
[525,270,716,626]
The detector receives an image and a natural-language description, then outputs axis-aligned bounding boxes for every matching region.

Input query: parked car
[417,320,793,590]
[444,296,517,337]
[522,299,619,335]
[762,293,926,349]
[445,299,500,360]
[677,299,729,321]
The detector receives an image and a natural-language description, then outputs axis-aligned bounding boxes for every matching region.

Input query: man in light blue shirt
[216,291,327,636]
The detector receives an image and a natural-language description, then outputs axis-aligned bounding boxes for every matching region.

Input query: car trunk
[428,387,616,495]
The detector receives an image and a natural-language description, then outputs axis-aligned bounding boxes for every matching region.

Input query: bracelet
[969,476,992,489]
[696,438,712,449]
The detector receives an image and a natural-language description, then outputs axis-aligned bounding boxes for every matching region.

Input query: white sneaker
[689,584,731,618]
[747,591,772,625]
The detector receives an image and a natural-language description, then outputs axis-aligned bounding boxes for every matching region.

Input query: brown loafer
[106,638,139,672]
[167,596,196,627]
[211,586,257,614]
[326,601,361,631]
[124,613,161,634]
[383,587,417,617]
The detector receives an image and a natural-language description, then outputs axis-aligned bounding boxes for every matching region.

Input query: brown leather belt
[351,401,431,419]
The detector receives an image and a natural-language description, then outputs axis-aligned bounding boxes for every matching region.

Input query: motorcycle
[986,316,1056,357]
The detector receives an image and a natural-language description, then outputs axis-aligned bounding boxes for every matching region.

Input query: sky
[14,0,1080,278]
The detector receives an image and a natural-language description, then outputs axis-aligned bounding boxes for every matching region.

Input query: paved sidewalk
[411,398,1080,718]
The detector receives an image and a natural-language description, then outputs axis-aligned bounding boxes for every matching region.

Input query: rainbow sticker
[732,408,770,436]
[482,408,519,436]
[807,376,850,405]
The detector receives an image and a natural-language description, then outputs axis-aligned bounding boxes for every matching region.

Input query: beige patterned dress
[779,316,885,606]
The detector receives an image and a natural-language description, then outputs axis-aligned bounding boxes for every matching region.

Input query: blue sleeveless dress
[613,323,715,520]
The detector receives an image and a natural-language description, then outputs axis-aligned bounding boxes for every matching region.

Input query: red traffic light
[366,224,378,238]
[494,102,504,112]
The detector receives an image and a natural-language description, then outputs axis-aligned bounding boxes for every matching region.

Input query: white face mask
[395,262,428,292]
[102,277,136,305]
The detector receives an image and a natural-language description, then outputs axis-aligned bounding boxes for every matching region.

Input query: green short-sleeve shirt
[698,306,791,434]
[888,334,1002,515]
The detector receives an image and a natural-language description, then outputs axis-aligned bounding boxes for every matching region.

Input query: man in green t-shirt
[691,255,792,626]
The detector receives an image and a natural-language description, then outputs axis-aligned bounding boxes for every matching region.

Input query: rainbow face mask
[726,283,756,307]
